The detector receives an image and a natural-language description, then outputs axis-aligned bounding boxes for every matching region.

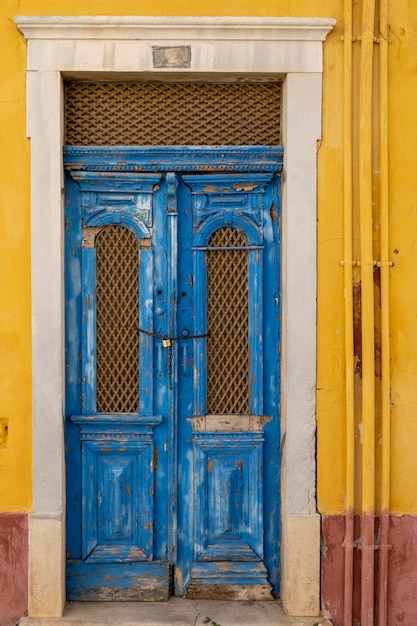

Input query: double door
[64,146,282,601]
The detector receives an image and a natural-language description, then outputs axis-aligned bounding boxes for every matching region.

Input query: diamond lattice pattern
[95,226,139,413]
[207,228,250,414]
[65,82,281,145]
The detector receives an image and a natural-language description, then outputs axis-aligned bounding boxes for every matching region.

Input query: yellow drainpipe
[377,0,391,623]
[358,0,377,624]
[342,0,355,623]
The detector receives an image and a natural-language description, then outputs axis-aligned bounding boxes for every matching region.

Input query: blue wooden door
[64,147,282,601]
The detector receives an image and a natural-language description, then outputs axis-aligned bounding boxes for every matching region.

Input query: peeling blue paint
[64,147,282,600]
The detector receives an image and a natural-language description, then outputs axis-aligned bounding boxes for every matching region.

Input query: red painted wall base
[0,513,28,625]
[322,514,417,626]
[2,511,417,624]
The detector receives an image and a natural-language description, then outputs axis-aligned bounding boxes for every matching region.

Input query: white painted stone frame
[15,16,335,618]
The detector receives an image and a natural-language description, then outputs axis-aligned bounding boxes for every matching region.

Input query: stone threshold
[20,599,333,626]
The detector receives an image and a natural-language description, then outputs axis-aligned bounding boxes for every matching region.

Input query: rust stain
[0,417,8,446]
[236,458,244,469]
[353,281,362,377]
[126,485,131,496]
[270,201,276,221]
[373,265,381,289]
[152,446,159,472]
[374,266,382,380]
[204,184,217,193]
[143,519,152,531]
[207,460,215,473]
[101,446,111,452]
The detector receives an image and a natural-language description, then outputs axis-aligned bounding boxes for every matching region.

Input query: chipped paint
[233,182,256,192]
[65,149,281,600]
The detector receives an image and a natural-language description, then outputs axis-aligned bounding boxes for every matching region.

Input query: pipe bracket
[358,544,378,551]
[356,260,377,267]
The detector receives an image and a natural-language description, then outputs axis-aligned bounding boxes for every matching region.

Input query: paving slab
[20,599,332,626]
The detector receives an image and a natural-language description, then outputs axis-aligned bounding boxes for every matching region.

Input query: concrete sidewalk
[20,599,332,626]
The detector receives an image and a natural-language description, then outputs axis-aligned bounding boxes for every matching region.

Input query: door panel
[65,172,171,600]
[64,147,282,601]
[175,173,280,599]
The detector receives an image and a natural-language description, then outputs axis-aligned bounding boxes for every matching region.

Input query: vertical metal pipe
[358,1,377,625]
[378,0,391,623]
[342,1,355,624]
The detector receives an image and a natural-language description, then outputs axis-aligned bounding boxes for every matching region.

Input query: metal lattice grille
[65,82,281,145]
[207,228,249,414]
[95,226,139,412]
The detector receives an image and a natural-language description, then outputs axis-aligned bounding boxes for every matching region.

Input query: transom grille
[206,228,250,414]
[65,82,281,145]
[95,226,139,413]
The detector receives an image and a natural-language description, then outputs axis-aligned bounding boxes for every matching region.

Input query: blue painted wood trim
[71,414,162,428]
[81,247,96,414]
[189,560,270,586]
[65,172,84,561]
[82,439,154,562]
[138,247,154,416]
[262,174,281,594]
[193,212,263,247]
[192,243,207,418]
[166,173,179,565]
[182,172,275,193]
[66,561,170,601]
[64,146,283,173]
[193,432,265,562]
[67,171,162,240]
[70,171,163,192]
[70,415,162,564]
[248,247,263,415]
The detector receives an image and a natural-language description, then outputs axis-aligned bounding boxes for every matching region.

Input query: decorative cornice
[16,16,336,42]
[64,146,283,174]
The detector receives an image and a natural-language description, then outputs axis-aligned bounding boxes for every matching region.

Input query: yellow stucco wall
[318,2,417,516]
[1,0,417,515]
[0,4,32,511]
[387,10,417,515]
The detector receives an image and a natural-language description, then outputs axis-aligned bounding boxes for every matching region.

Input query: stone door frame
[15,15,335,618]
